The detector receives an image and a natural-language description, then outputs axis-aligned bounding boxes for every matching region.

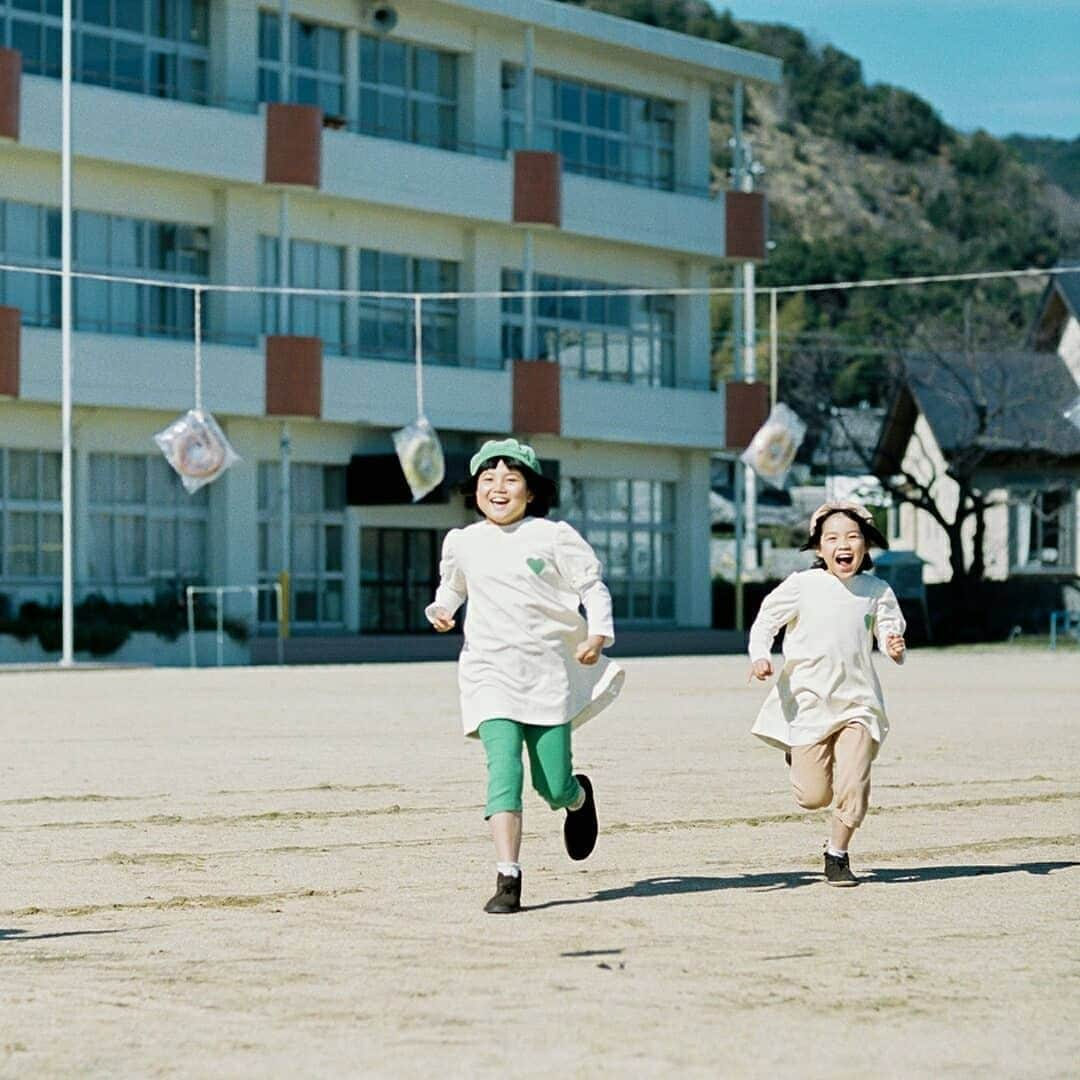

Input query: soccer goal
[185,584,286,668]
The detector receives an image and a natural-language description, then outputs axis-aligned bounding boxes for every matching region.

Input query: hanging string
[193,285,204,414]
[413,294,424,419]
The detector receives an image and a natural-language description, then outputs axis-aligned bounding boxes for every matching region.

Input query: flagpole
[60,0,74,666]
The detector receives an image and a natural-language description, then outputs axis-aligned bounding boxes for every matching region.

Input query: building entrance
[359,527,445,633]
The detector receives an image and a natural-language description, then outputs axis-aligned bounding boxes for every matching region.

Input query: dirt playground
[1,651,1077,1077]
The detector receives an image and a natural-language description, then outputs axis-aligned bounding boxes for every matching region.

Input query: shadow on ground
[0,927,129,943]
[529,860,1079,911]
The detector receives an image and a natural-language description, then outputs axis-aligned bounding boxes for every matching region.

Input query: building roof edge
[436,0,784,84]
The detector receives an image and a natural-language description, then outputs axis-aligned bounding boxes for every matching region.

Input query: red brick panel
[725,380,770,450]
[512,359,561,436]
[0,306,19,398]
[266,335,322,419]
[0,47,21,142]
[513,151,562,228]
[264,103,323,188]
[725,191,767,260]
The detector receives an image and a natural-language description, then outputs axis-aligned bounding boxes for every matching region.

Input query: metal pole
[186,586,197,668]
[522,230,535,361]
[523,26,534,148]
[731,80,746,632]
[521,26,536,364]
[769,288,779,407]
[743,259,758,571]
[216,587,224,667]
[277,190,289,331]
[274,583,285,666]
[733,462,745,633]
[59,0,74,666]
[280,420,291,626]
[279,0,290,104]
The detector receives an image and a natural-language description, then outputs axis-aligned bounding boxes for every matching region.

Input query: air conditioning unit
[361,3,397,33]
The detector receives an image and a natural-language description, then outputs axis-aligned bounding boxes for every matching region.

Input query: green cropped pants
[478,718,582,818]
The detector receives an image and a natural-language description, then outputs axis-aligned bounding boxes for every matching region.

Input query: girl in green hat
[426,438,624,913]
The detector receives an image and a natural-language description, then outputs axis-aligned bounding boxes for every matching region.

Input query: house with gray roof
[1031,267,1080,385]
[873,349,1080,585]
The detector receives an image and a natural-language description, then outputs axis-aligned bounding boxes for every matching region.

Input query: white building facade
[0,0,780,640]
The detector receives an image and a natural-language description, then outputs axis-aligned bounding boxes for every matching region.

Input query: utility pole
[521,25,536,361]
[730,82,764,630]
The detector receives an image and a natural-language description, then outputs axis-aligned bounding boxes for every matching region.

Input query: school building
[0,0,781,651]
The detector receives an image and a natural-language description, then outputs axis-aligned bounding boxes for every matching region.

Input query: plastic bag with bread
[393,416,445,502]
[739,402,807,489]
[154,408,240,494]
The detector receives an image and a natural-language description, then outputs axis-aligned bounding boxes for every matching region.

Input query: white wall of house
[1059,315,1080,388]
[891,415,1078,584]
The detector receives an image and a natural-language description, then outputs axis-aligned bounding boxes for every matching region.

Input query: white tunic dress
[427,517,625,737]
[747,568,906,756]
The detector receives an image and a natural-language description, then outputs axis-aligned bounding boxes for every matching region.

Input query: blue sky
[723,1,1079,139]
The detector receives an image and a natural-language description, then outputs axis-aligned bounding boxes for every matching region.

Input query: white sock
[496,861,521,878]
[826,845,847,858]
[568,786,587,812]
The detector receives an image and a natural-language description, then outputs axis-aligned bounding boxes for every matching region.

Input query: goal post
[185,584,285,668]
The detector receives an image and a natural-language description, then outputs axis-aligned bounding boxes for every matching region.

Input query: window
[0,448,62,581]
[0,200,61,328]
[87,453,208,588]
[501,269,675,386]
[358,33,457,149]
[502,66,675,190]
[558,478,676,623]
[257,462,345,627]
[1,0,209,102]
[360,527,443,633]
[0,201,209,337]
[74,212,209,337]
[1010,486,1075,572]
[257,11,344,117]
[259,236,345,354]
[358,249,459,364]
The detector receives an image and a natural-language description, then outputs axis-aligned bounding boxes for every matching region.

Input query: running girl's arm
[425,529,467,629]
[875,583,907,664]
[553,522,615,647]
[747,574,802,664]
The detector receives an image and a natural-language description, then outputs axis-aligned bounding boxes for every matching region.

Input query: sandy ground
[0,651,1077,1078]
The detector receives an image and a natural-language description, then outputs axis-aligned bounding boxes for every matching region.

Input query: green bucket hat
[469,437,541,476]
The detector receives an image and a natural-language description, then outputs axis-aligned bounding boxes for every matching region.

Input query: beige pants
[789,722,874,829]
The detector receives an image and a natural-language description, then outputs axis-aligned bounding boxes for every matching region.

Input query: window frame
[500,268,675,387]
[257,10,346,118]
[258,235,347,354]
[1009,484,1076,575]
[1,0,210,103]
[0,447,63,582]
[557,477,677,624]
[357,248,460,365]
[257,461,347,629]
[359,526,445,634]
[502,64,675,191]
[357,32,458,150]
[86,451,210,590]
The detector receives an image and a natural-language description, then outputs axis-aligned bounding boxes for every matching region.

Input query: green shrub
[0,593,249,658]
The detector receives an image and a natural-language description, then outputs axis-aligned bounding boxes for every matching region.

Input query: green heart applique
[527,557,546,575]
[864,613,875,631]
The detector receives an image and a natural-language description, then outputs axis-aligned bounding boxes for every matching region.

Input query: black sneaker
[824,851,859,887]
[564,774,598,861]
[483,872,522,914]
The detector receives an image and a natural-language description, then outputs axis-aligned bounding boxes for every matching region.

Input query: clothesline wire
[0,261,1075,303]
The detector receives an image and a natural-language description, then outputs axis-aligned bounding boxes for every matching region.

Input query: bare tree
[785,307,1067,587]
